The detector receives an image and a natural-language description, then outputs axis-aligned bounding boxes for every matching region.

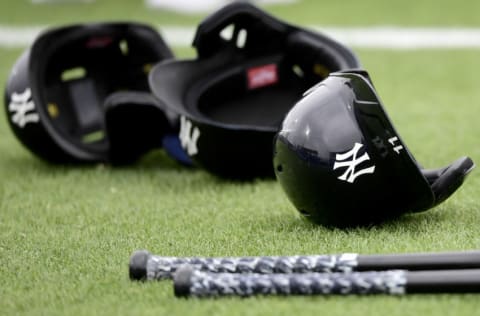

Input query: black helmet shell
[5,22,175,163]
[149,2,361,179]
[273,70,474,227]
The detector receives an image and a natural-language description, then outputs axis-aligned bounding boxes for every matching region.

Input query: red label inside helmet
[247,64,278,90]
[86,36,114,48]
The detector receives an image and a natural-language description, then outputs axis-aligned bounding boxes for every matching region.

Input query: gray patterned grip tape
[174,266,408,297]
[129,250,359,281]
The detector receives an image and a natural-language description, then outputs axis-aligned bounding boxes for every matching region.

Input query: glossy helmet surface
[273,70,475,227]
[5,22,184,164]
[149,2,360,179]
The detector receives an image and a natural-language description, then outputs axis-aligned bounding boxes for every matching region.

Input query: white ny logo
[333,142,375,183]
[8,88,40,128]
[179,116,200,156]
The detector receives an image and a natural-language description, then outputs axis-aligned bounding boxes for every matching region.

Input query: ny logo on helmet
[333,142,375,183]
[8,88,40,128]
[179,116,200,156]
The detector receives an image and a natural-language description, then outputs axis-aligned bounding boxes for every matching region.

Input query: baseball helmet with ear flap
[5,22,186,164]
[149,2,361,179]
[273,70,475,227]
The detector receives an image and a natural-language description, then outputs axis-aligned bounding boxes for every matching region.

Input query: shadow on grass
[1,149,193,174]
[1,148,280,198]
[266,207,449,235]
[3,149,280,182]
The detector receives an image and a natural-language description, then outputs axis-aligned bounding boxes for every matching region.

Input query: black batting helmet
[273,70,475,227]
[5,22,187,165]
[149,2,360,178]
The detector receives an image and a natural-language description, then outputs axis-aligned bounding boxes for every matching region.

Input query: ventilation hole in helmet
[61,67,86,82]
[220,24,235,41]
[276,165,283,172]
[292,64,304,78]
[236,29,247,48]
[47,103,59,118]
[143,63,153,74]
[299,209,310,217]
[82,130,105,144]
[119,39,129,56]
[313,64,330,78]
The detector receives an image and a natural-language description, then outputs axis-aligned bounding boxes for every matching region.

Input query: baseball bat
[129,249,480,280]
[173,265,480,297]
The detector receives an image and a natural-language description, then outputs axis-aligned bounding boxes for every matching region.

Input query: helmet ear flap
[103,91,191,165]
[103,91,166,164]
[423,157,475,205]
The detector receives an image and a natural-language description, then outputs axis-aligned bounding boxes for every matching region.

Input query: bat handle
[173,265,408,297]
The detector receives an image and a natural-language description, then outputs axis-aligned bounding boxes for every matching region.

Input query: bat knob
[129,250,150,281]
[174,265,195,297]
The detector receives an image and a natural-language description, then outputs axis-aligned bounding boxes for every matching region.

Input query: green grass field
[1,1,480,315]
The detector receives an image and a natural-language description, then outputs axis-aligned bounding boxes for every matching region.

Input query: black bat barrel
[406,269,480,293]
[173,266,480,298]
[357,251,480,271]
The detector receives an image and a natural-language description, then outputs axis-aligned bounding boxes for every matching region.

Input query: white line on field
[145,0,298,14]
[2,25,480,49]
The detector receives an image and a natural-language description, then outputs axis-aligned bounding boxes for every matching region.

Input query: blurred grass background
[2,0,480,26]
[1,1,480,315]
